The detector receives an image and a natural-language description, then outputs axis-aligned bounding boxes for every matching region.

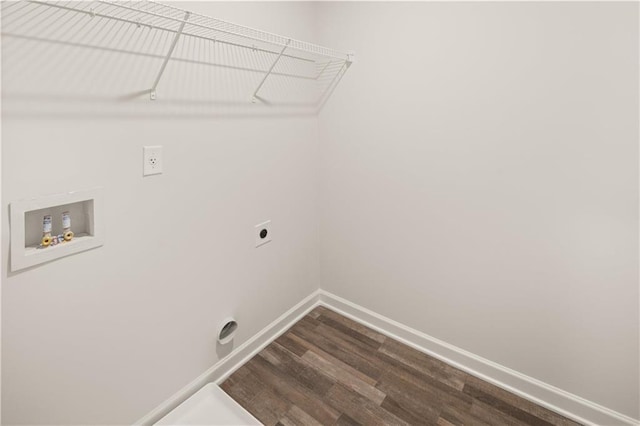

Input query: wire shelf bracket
[150,10,190,100]
[252,38,291,104]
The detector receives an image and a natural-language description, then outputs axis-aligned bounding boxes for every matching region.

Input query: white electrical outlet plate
[143,145,163,176]
[255,220,272,247]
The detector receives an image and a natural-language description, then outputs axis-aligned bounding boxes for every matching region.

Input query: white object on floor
[155,383,260,425]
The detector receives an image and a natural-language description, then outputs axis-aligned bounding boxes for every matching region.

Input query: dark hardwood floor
[221,306,580,426]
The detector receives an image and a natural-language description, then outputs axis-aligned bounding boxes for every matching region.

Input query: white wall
[3,2,639,424]
[1,2,320,424]
[317,2,639,420]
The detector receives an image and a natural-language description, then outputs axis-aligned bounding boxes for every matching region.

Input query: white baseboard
[136,288,639,426]
[318,290,639,426]
[134,289,322,426]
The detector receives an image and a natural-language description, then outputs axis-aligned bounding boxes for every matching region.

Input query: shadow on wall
[215,341,234,359]
[1,1,349,119]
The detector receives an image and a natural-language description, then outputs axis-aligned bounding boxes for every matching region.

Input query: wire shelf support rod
[150,10,190,100]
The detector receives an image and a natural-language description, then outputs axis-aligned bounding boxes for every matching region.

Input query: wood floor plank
[274,332,309,357]
[314,317,465,404]
[381,394,439,426]
[221,308,582,426]
[301,350,386,404]
[219,365,267,408]
[374,349,473,410]
[463,375,580,426]
[259,341,335,396]
[288,315,320,336]
[309,319,469,410]
[336,413,363,426]
[278,405,324,426]
[325,383,410,426]
[259,345,283,367]
[294,335,379,386]
[307,307,322,319]
[244,389,291,426]
[437,417,457,426]
[317,315,385,350]
[379,338,467,390]
[245,355,341,425]
[315,306,387,344]
[470,399,531,426]
[463,383,555,426]
[437,401,492,426]
[376,371,443,424]
[288,325,384,382]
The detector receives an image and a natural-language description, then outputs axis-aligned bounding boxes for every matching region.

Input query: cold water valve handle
[41,214,52,247]
[62,211,74,241]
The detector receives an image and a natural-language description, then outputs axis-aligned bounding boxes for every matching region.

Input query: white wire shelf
[1,0,354,114]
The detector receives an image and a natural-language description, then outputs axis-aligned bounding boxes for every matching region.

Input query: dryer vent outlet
[217,318,238,345]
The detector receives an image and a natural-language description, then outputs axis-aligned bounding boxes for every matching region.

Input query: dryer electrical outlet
[143,146,163,176]
[255,220,272,247]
